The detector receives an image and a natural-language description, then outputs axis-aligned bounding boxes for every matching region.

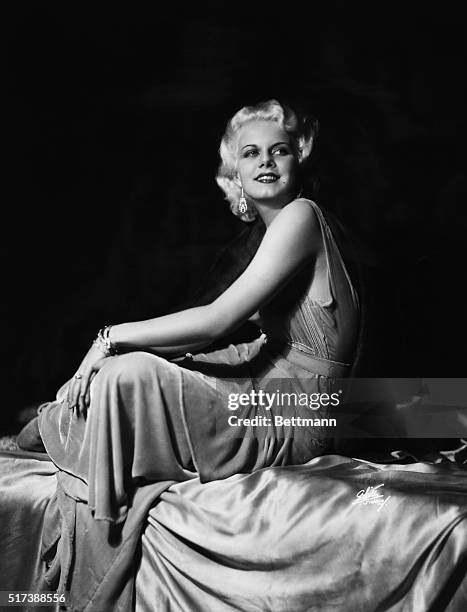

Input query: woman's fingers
[71,373,85,409]
[66,366,88,411]
[66,356,110,414]
[79,359,107,415]
[67,377,79,409]
[84,371,97,408]
[77,368,99,416]
[77,372,92,416]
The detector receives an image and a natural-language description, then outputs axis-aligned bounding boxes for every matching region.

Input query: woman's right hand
[67,343,113,416]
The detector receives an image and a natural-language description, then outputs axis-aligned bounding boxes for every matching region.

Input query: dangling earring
[239,187,248,214]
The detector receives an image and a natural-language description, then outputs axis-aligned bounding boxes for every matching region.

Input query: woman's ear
[233,172,242,188]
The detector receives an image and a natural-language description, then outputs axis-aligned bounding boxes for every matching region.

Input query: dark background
[4,6,467,432]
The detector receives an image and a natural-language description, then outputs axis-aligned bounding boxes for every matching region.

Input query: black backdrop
[4,6,467,431]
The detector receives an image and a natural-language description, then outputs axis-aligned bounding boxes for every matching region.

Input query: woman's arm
[110,200,321,351]
[69,201,322,414]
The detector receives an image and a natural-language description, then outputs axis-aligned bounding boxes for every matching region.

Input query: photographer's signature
[352,483,391,511]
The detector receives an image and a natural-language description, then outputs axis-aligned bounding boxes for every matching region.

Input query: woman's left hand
[67,344,112,416]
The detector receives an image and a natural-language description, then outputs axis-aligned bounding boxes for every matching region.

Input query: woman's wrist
[103,306,214,351]
[107,323,129,351]
[106,320,162,350]
[93,325,119,356]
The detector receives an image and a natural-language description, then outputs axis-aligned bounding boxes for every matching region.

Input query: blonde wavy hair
[216,99,317,222]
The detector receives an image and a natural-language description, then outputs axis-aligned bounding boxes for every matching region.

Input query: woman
[10,99,360,605]
[19,99,360,518]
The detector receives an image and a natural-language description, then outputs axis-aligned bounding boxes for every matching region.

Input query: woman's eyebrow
[241,141,290,150]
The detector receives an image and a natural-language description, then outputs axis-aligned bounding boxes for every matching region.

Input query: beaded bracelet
[92,325,118,357]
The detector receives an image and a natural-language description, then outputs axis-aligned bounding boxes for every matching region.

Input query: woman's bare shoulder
[268,198,321,243]
[274,197,318,220]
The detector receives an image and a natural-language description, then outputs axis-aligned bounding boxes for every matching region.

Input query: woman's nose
[259,153,275,167]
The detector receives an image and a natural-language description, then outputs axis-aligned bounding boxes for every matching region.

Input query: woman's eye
[243,150,258,158]
[273,147,289,155]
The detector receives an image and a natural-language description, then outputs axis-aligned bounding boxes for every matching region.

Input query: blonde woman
[18,99,360,524]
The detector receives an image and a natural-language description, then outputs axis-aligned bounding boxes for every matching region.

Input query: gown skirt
[38,335,349,526]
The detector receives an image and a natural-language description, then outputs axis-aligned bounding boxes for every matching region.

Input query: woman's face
[236,120,299,206]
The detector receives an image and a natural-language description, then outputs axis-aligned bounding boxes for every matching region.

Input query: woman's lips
[255,174,279,183]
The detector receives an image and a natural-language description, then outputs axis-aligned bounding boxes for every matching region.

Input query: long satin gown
[37,198,360,525]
